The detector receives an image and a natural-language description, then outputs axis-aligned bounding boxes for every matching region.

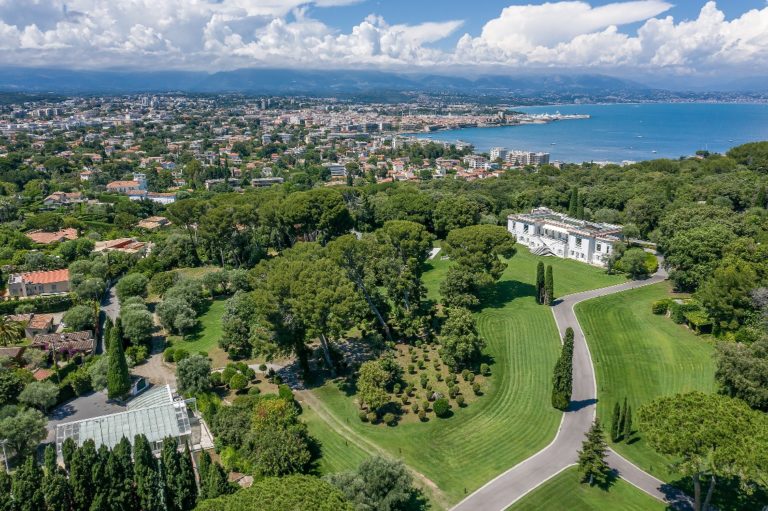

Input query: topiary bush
[456,395,465,407]
[420,373,428,388]
[393,383,401,395]
[652,299,670,315]
[472,382,481,395]
[480,363,490,376]
[408,364,415,374]
[418,409,427,421]
[433,398,450,418]
[466,372,475,383]
[248,386,261,396]
[411,402,419,413]
[229,373,247,392]
[163,347,176,363]
[461,369,470,381]
[383,412,396,426]
[358,410,368,422]
[366,412,378,424]
[173,349,189,363]
[210,372,223,386]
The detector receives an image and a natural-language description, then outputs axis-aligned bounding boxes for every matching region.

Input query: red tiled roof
[21,269,69,285]
[26,228,78,244]
[107,180,140,188]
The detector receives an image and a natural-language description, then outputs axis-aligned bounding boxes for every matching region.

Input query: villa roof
[15,268,70,285]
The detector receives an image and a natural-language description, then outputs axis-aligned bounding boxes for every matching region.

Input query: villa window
[596,243,602,251]
[523,224,529,233]
[575,237,582,248]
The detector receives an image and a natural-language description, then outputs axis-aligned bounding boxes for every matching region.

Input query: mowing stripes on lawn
[576,282,716,482]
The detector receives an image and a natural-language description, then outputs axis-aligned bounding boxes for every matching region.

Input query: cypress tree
[535,262,545,304]
[204,463,232,500]
[104,316,114,351]
[107,317,130,398]
[44,443,58,475]
[197,451,212,498]
[757,185,767,209]
[107,438,135,511]
[544,265,554,306]
[43,468,74,511]
[161,438,181,511]
[176,442,198,511]
[623,405,633,441]
[619,398,628,441]
[12,456,45,511]
[568,188,579,217]
[610,402,621,442]
[0,469,13,511]
[576,195,584,220]
[70,440,98,511]
[577,418,610,486]
[90,445,111,511]
[134,435,162,511]
[62,437,77,472]
[551,327,574,410]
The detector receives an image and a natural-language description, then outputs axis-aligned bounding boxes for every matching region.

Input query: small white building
[508,207,622,267]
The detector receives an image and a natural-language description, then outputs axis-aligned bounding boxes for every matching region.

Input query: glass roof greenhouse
[56,385,193,456]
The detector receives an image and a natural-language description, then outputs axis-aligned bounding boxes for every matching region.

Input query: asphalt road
[451,258,691,511]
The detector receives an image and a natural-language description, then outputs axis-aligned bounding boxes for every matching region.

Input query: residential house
[94,238,149,255]
[43,191,84,208]
[32,331,95,357]
[7,269,70,297]
[26,228,78,245]
[137,216,171,230]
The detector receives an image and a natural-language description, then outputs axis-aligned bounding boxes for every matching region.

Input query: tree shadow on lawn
[479,280,537,309]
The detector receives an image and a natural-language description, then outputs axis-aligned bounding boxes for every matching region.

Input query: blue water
[414,103,768,163]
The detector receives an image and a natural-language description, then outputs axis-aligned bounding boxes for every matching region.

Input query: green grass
[313,247,626,506]
[169,298,228,365]
[507,467,666,511]
[576,282,716,481]
[302,405,369,475]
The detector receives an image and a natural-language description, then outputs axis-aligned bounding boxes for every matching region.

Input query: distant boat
[550,142,556,145]
[652,150,657,153]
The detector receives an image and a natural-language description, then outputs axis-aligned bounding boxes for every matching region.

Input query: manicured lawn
[313,247,625,506]
[169,298,228,367]
[507,467,666,511]
[576,282,716,481]
[301,405,369,475]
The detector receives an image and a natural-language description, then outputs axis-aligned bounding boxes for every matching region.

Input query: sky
[1,0,768,83]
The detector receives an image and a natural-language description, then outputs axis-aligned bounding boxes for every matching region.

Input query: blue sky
[0,1,767,82]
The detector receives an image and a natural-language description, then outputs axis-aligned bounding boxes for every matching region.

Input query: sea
[413,103,768,163]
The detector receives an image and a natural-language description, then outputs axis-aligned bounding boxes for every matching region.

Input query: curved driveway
[452,259,691,511]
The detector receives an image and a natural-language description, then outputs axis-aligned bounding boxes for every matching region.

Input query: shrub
[163,347,176,363]
[393,383,401,395]
[433,360,440,370]
[418,409,427,421]
[417,360,425,370]
[411,354,417,363]
[419,374,428,388]
[173,349,189,363]
[461,369,470,381]
[411,402,419,413]
[366,412,378,423]
[422,400,429,411]
[405,385,413,396]
[248,386,261,396]
[480,363,490,376]
[221,366,236,384]
[472,382,481,395]
[652,299,670,315]
[436,374,443,382]
[125,345,149,367]
[466,372,475,383]
[433,398,450,418]
[669,302,686,324]
[259,363,268,371]
[359,410,368,422]
[407,364,415,374]
[229,373,247,391]
[278,384,294,403]
[245,368,256,381]
[383,413,396,425]
[401,395,408,405]
[456,395,465,407]
[449,386,459,398]
[210,372,223,386]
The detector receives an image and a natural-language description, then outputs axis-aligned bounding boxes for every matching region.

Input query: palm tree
[0,316,24,346]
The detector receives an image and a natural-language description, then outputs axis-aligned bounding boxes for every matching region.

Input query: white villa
[508,207,622,267]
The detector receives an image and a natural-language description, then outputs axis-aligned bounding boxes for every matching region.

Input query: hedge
[651,299,671,315]
[0,294,74,315]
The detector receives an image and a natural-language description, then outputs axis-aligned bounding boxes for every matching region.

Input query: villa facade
[508,207,622,267]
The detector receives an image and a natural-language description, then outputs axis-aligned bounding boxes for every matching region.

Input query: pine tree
[568,188,579,217]
[134,435,163,511]
[12,456,46,511]
[623,405,633,441]
[535,262,545,305]
[619,398,628,441]
[544,265,554,305]
[610,402,621,442]
[204,463,232,500]
[197,451,212,499]
[107,317,130,398]
[551,327,574,410]
[577,419,610,486]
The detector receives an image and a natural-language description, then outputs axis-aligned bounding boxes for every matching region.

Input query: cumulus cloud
[0,0,766,77]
